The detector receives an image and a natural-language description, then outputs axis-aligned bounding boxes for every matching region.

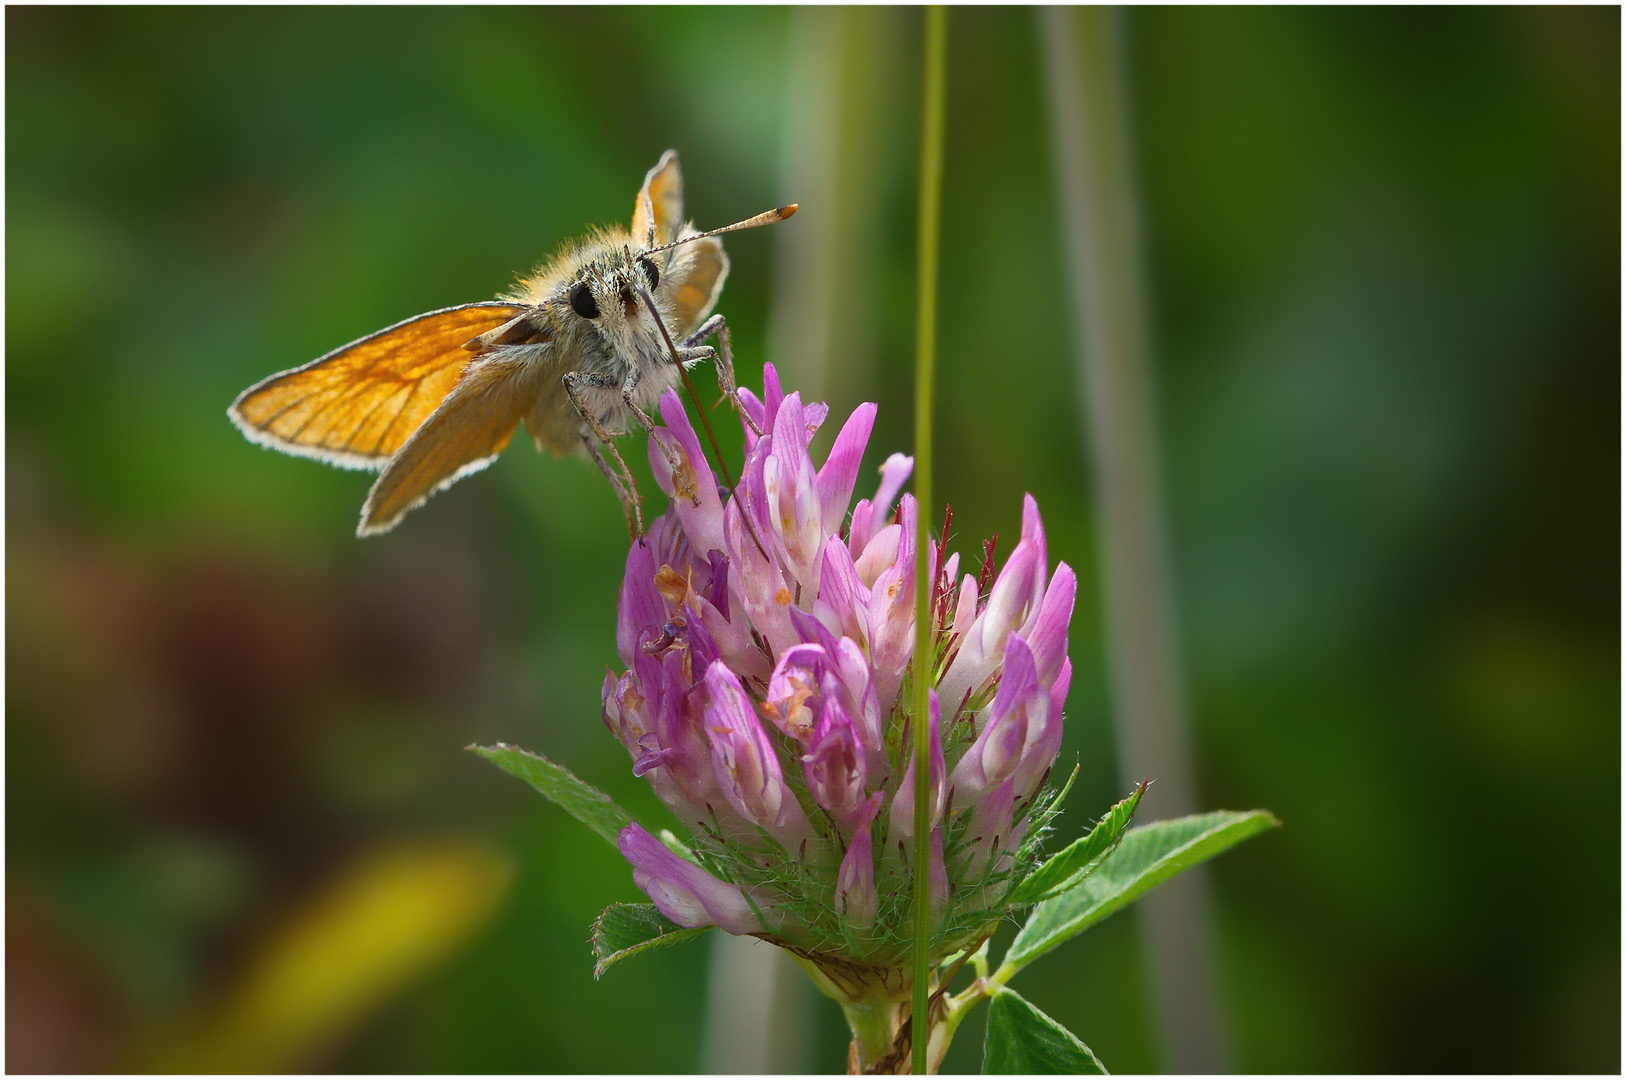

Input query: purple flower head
[605,365,1076,989]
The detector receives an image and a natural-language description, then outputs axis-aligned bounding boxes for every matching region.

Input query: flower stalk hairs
[476,365,1275,1072]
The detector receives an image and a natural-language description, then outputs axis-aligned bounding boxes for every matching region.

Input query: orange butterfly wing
[632,149,685,249]
[228,302,528,469]
[358,353,539,536]
[665,235,727,336]
[630,151,728,337]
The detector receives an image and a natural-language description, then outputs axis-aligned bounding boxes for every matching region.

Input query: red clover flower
[603,364,1077,1003]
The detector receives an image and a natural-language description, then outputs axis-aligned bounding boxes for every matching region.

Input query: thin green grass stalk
[911,5,947,1075]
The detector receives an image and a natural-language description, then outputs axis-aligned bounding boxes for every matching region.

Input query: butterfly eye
[569,282,600,320]
[638,255,660,291]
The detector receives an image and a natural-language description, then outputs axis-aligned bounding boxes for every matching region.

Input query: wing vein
[374,377,431,456]
[335,382,406,457]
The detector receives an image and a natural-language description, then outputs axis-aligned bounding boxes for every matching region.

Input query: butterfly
[229,150,794,536]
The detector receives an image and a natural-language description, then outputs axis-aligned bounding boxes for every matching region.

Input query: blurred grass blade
[1011,780,1147,905]
[1005,810,1279,970]
[1039,4,1225,1068]
[983,987,1107,1074]
[138,842,511,1073]
[591,902,711,979]
[470,742,633,847]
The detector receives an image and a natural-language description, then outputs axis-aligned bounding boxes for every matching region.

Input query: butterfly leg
[616,365,701,507]
[681,314,733,398]
[563,370,645,537]
[680,314,760,436]
[580,429,642,538]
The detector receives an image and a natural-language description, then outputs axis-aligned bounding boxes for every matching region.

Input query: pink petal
[815,401,877,536]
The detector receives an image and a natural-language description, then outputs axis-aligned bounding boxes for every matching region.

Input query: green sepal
[1006,809,1279,970]
[1045,762,1080,815]
[590,902,710,979]
[1011,780,1147,905]
[983,987,1107,1074]
[469,743,633,848]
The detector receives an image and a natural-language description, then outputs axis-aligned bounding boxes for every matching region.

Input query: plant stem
[842,1000,899,1072]
[937,960,1016,1049]
[911,4,947,1076]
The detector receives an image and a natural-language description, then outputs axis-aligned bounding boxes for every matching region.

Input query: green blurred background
[7,6,1618,1073]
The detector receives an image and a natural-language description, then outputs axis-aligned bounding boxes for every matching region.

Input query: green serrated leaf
[983,987,1107,1074]
[1011,780,1147,905]
[469,743,633,848]
[591,902,710,979]
[1005,809,1279,971]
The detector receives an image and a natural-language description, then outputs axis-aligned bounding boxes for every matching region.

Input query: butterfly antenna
[641,204,798,257]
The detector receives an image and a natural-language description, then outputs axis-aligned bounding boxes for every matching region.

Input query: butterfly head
[538,237,673,357]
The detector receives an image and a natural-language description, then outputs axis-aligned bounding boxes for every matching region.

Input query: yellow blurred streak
[135,841,512,1073]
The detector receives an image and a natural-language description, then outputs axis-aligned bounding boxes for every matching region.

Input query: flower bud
[834,793,883,930]
[848,452,913,557]
[949,634,1045,807]
[618,824,762,935]
[701,661,811,849]
[802,694,868,826]
[888,691,945,843]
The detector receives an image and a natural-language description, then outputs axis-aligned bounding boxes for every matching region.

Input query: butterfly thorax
[493,233,669,450]
[495,225,724,453]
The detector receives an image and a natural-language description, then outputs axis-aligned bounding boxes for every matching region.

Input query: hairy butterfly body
[229,150,794,536]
